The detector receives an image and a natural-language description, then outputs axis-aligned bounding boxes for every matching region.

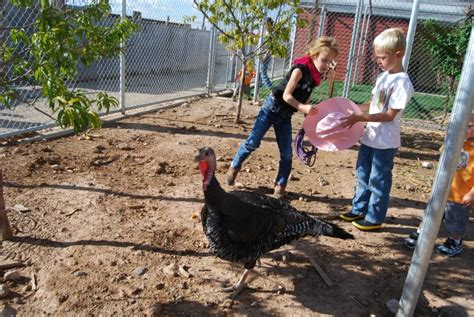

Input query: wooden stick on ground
[307,256,333,287]
[0,171,13,240]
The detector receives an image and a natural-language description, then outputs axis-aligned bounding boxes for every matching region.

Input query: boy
[339,28,414,230]
[404,116,474,256]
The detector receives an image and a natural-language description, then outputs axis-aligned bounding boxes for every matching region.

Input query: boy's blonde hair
[373,28,406,53]
[307,36,338,58]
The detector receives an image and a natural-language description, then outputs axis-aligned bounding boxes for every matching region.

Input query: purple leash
[294,128,318,167]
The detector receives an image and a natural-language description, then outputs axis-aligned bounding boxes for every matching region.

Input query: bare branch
[192,0,235,40]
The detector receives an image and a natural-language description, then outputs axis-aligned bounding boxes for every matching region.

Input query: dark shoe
[409,230,419,240]
[352,219,382,231]
[225,167,240,186]
[340,212,364,222]
[437,238,463,257]
[403,237,417,249]
[403,230,419,249]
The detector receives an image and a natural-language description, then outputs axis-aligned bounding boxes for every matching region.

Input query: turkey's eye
[205,150,210,156]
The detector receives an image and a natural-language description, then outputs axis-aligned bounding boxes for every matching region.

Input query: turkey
[194,146,354,295]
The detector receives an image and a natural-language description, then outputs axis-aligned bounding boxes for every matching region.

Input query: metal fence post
[206,26,216,94]
[396,22,474,317]
[120,0,126,114]
[317,5,326,37]
[253,17,266,102]
[288,20,297,73]
[403,0,421,71]
[352,5,369,86]
[342,0,363,98]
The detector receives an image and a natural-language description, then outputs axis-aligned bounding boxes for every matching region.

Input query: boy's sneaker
[409,231,419,240]
[339,212,365,222]
[352,219,382,231]
[437,238,463,257]
[403,231,419,249]
[403,237,417,249]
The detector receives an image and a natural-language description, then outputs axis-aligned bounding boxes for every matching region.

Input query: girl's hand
[299,104,318,116]
[461,190,474,207]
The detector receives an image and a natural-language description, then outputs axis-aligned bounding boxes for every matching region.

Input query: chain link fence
[293,0,472,130]
[0,0,228,138]
[0,0,472,139]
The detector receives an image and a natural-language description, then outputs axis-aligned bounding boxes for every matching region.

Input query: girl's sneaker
[437,238,463,257]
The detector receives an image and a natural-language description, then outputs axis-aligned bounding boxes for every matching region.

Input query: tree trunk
[235,62,246,124]
[0,171,13,240]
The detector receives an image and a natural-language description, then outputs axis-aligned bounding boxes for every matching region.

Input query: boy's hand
[341,113,361,128]
[299,104,318,116]
[461,189,474,207]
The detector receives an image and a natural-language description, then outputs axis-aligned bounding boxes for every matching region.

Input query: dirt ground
[0,96,473,316]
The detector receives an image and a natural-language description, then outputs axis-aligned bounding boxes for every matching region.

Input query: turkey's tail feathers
[322,222,354,240]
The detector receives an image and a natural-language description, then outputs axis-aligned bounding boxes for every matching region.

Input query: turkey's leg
[221,269,251,295]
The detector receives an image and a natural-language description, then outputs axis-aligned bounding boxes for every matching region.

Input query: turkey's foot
[221,269,251,296]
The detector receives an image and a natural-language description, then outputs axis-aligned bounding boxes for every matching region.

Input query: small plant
[0,0,138,133]
[192,0,306,123]
[419,18,471,123]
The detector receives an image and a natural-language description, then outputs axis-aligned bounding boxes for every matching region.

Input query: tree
[419,18,472,122]
[0,171,13,240]
[192,0,306,123]
[0,0,138,134]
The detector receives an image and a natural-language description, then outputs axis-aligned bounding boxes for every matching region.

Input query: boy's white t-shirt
[360,71,414,149]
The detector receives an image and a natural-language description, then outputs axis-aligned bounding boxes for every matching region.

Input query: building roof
[301,0,472,23]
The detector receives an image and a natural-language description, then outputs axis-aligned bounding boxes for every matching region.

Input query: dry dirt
[0,96,473,316]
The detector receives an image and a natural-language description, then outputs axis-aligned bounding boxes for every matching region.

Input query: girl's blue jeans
[230,96,293,186]
[351,143,397,224]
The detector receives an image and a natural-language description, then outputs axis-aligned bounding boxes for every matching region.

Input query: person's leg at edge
[437,201,470,256]
[261,57,272,88]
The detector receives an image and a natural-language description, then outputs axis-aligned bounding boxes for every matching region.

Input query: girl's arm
[282,68,317,115]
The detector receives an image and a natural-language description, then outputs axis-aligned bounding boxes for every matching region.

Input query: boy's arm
[358,102,371,113]
[344,109,400,127]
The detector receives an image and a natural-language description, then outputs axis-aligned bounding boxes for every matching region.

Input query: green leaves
[0,0,138,134]
[54,91,118,134]
[193,0,304,59]
[421,19,471,82]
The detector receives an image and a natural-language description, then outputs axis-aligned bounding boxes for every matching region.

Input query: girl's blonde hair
[307,36,339,58]
[373,28,406,53]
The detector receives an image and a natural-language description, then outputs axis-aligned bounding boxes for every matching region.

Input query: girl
[226,36,339,198]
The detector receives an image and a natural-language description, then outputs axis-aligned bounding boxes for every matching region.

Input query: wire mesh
[0,0,471,138]
[295,0,471,131]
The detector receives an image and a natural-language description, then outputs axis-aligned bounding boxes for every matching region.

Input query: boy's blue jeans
[351,143,397,224]
[230,95,293,186]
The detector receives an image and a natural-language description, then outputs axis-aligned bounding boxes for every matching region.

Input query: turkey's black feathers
[200,175,353,269]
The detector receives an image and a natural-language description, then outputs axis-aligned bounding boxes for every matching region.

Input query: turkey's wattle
[194,146,354,295]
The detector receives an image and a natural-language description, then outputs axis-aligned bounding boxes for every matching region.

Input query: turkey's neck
[204,176,228,211]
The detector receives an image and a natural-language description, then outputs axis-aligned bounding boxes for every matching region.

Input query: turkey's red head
[194,147,216,191]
